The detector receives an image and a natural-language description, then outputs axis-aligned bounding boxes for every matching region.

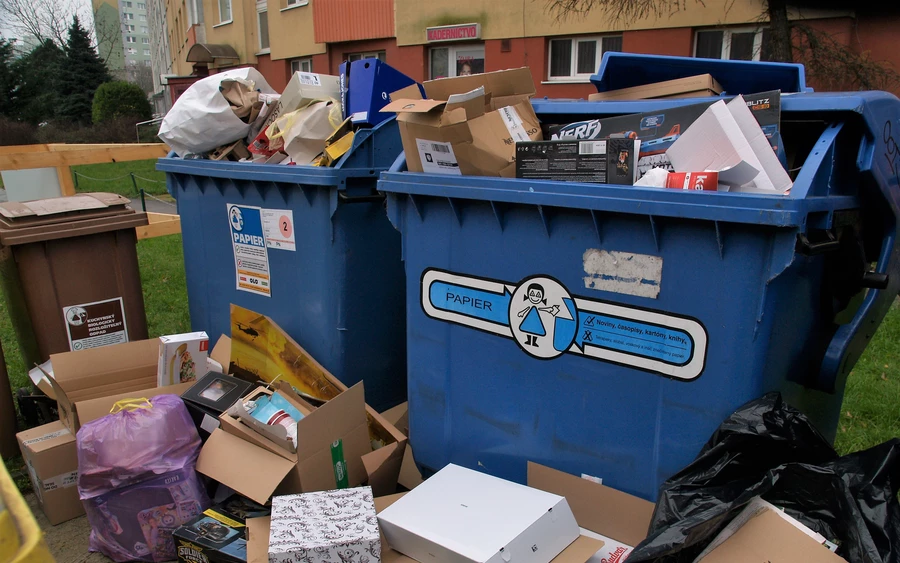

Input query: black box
[516,138,637,184]
[181,372,254,442]
[173,495,270,563]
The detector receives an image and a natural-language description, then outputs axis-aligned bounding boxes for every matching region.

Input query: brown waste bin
[0,192,150,369]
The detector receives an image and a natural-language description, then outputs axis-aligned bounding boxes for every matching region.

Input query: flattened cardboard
[209,335,232,374]
[246,516,270,563]
[379,402,423,490]
[42,339,164,431]
[589,74,723,102]
[697,506,845,562]
[197,429,296,505]
[16,421,83,525]
[75,382,193,427]
[527,462,653,549]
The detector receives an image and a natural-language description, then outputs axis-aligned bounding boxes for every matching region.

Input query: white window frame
[693,27,764,61]
[347,51,385,63]
[290,57,312,73]
[217,0,232,25]
[282,0,308,9]
[428,44,484,80]
[142,37,150,43]
[143,49,151,55]
[137,2,145,8]
[256,0,269,53]
[139,14,146,20]
[547,35,621,82]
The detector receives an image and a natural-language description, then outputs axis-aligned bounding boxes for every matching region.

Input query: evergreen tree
[57,16,111,125]
[0,40,15,117]
[11,40,65,124]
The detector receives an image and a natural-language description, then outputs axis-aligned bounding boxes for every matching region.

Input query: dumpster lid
[0,192,147,246]
[590,52,809,96]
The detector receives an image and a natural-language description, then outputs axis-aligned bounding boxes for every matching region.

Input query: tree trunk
[766,0,793,62]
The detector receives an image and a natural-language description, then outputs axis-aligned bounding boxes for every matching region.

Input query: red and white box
[665,171,719,191]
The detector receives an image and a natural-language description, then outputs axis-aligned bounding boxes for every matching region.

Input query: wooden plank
[136,213,181,240]
[56,166,76,196]
[0,144,170,170]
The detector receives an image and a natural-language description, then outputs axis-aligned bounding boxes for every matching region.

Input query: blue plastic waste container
[376,55,900,500]
[157,117,406,411]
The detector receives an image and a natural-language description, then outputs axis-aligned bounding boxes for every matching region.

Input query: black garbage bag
[627,393,900,563]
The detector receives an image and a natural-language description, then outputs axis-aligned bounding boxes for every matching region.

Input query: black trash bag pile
[627,393,900,563]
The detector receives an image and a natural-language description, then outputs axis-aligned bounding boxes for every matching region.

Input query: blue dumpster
[157,117,406,411]
[377,57,900,500]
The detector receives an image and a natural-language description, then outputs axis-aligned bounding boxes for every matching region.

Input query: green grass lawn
[72,159,170,198]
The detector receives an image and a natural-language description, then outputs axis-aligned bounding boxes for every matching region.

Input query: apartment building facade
[93,0,155,82]
[150,0,900,108]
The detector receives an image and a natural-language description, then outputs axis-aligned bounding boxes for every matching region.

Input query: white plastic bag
[158,68,276,157]
[267,99,343,164]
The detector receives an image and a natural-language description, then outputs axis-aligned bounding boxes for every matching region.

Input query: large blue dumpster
[157,117,406,411]
[377,57,900,500]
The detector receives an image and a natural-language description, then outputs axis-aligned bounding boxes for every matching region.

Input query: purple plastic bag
[76,394,210,562]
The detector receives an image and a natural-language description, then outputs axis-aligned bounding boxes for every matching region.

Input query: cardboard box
[695,497,844,562]
[226,305,408,498]
[261,71,341,133]
[181,372,255,441]
[588,74,723,102]
[223,385,309,453]
[381,68,542,177]
[209,335,232,374]
[158,331,210,386]
[378,464,581,563]
[379,402,423,491]
[15,421,83,525]
[173,494,270,563]
[516,139,639,184]
[38,339,193,432]
[268,487,380,563]
[197,382,386,505]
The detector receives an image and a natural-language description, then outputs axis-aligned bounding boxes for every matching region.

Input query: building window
[143,49,150,55]
[257,1,269,51]
[137,2,145,7]
[142,37,150,43]
[218,0,231,23]
[124,12,134,19]
[139,14,146,20]
[129,24,135,31]
[123,1,132,7]
[285,0,308,6]
[290,58,312,73]
[125,36,136,43]
[694,27,766,61]
[141,26,148,33]
[429,45,484,79]
[127,48,137,54]
[548,35,621,81]
[346,51,385,63]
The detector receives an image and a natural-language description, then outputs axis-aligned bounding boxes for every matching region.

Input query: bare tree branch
[547,0,705,24]
[0,0,74,46]
[793,23,900,91]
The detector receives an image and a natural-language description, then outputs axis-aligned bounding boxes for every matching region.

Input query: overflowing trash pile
[6,53,900,563]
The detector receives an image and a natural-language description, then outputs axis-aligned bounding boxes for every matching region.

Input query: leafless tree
[128,61,155,94]
[547,0,898,91]
[0,0,124,64]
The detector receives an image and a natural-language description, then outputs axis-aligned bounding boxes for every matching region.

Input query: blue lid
[590,52,810,95]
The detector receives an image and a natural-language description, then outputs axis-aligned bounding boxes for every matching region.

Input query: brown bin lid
[0,192,149,246]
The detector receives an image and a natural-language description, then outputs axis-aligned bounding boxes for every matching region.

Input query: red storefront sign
[426,23,481,43]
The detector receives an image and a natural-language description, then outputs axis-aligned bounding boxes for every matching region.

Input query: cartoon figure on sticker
[509,277,578,359]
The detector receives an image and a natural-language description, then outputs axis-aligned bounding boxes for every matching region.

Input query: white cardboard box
[378,464,580,563]
[157,331,209,386]
[268,487,381,563]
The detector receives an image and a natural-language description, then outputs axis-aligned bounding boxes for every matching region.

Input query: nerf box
[174,495,270,563]
[516,138,640,184]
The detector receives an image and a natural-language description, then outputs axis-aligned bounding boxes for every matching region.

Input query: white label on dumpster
[421,268,707,380]
[262,208,296,251]
[62,297,128,352]
[416,139,462,175]
[228,204,272,297]
[583,249,663,299]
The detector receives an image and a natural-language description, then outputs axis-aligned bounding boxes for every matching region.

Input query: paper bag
[268,100,343,165]
[158,68,276,157]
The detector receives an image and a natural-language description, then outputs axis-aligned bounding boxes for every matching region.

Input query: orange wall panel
[313,0,393,44]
